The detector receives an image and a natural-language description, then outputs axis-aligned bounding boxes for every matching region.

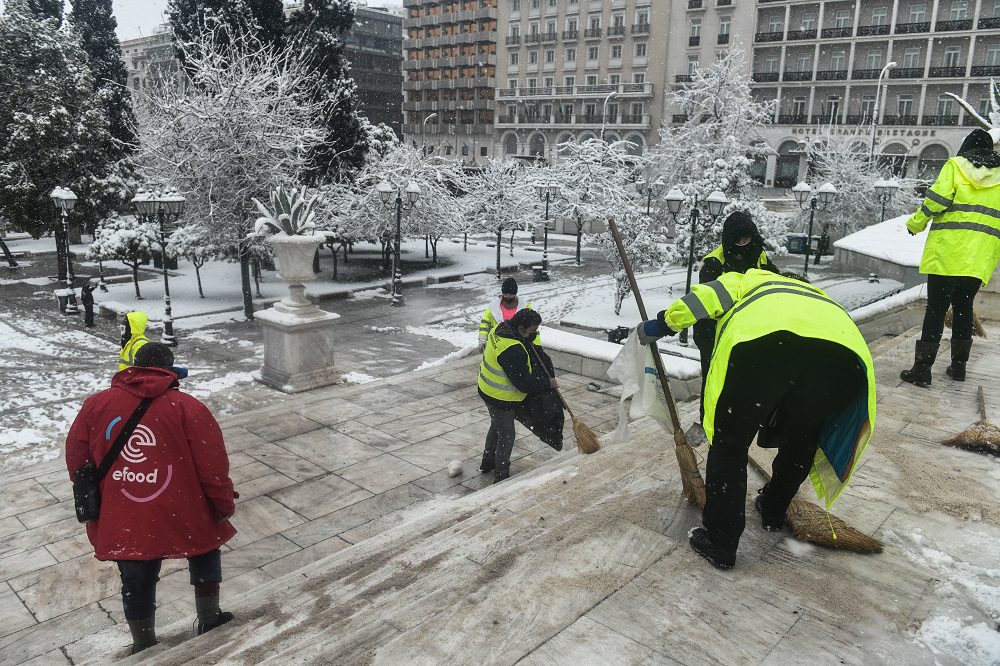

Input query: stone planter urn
[252,186,340,393]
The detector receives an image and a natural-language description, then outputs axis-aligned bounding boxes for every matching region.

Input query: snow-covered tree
[168,0,285,69]
[588,215,664,315]
[167,224,220,298]
[805,133,921,233]
[0,0,115,281]
[87,214,158,298]
[133,19,327,319]
[550,138,645,265]
[462,159,536,278]
[651,46,785,263]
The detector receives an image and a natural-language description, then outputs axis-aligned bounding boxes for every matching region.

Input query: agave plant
[946,79,1000,144]
[253,186,320,236]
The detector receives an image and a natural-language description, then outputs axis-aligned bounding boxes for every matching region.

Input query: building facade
[402,0,500,162]
[120,26,185,94]
[663,0,1000,186]
[344,6,405,137]
[494,0,664,162]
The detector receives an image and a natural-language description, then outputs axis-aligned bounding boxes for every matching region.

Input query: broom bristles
[572,416,600,455]
[941,422,1000,456]
[944,307,987,338]
[673,439,707,508]
[786,499,884,554]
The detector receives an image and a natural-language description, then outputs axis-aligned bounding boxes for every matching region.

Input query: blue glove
[168,366,189,379]
[636,319,673,345]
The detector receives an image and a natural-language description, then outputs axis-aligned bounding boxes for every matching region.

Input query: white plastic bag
[606,329,672,442]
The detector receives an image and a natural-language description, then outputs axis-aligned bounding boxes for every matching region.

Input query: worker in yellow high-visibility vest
[637,269,875,569]
[118,312,150,372]
[901,128,1000,387]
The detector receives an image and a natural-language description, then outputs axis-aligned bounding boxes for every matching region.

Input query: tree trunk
[313,248,321,273]
[55,230,67,283]
[576,221,583,266]
[252,259,263,298]
[463,232,468,252]
[0,237,17,268]
[431,236,439,265]
[509,229,515,256]
[381,239,390,276]
[195,262,205,298]
[239,247,254,320]
[129,262,142,299]
[331,246,338,280]
[496,230,502,279]
[343,242,349,264]
[425,234,430,258]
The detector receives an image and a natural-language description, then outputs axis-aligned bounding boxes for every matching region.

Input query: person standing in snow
[478,277,536,351]
[478,309,564,482]
[66,343,237,654]
[81,280,97,328]
[119,311,150,371]
[901,128,1000,387]
[690,212,779,443]
[637,270,875,569]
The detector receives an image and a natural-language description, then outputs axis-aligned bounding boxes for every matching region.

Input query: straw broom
[608,218,707,508]
[942,386,1000,456]
[747,449,884,554]
[526,344,600,455]
[944,306,987,337]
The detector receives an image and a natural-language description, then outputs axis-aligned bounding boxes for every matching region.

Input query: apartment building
[494,0,665,162]
[401,0,499,162]
[666,0,1000,186]
[120,26,184,94]
[344,6,405,137]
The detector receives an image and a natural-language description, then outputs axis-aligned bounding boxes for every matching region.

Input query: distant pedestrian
[66,343,237,655]
[901,128,1000,387]
[478,277,535,351]
[81,280,96,328]
[478,309,564,482]
[119,312,149,371]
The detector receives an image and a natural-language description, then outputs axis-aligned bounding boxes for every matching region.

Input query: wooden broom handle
[607,218,684,434]
[526,340,575,420]
[979,385,987,423]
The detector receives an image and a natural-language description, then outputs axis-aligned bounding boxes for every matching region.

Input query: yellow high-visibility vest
[119,312,150,371]
[478,328,532,403]
[702,245,770,271]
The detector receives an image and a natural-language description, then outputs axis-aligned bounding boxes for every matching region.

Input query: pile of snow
[833,214,926,267]
[342,371,377,384]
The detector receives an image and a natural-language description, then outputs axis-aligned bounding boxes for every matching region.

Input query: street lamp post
[874,178,900,225]
[636,177,665,217]
[50,186,80,315]
[534,182,561,278]
[792,181,838,278]
[421,112,438,157]
[132,187,186,346]
[600,91,619,141]
[377,180,422,306]
[870,62,898,164]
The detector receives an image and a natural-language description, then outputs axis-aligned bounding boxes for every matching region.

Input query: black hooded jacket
[479,321,555,410]
[958,128,1000,169]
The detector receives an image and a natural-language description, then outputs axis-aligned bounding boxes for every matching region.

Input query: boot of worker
[900,341,939,387]
[946,340,972,381]
[127,615,158,654]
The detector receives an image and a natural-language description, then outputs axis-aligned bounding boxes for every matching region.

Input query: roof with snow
[833,214,927,268]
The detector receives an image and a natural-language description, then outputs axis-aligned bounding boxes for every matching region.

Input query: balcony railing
[923,115,959,126]
[672,114,689,123]
[632,23,650,34]
[844,114,872,124]
[562,29,579,39]
[857,24,890,36]
[894,21,930,33]
[607,25,627,37]
[813,115,842,125]
[882,115,918,126]
[688,0,702,7]
[718,33,730,44]
[980,17,1000,28]
[717,0,732,5]
[965,116,986,126]
[972,66,1000,77]
[752,71,780,82]
[890,67,924,78]
[777,114,807,124]
[584,28,602,38]
[929,66,966,77]
[505,35,521,45]
[675,74,693,83]
[816,69,848,80]
[936,19,973,31]
[821,26,852,38]
[852,68,881,79]
[787,29,818,40]
[540,31,558,41]
[495,83,654,100]
[755,31,784,42]
[783,70,813,81]
[689,35,701,46]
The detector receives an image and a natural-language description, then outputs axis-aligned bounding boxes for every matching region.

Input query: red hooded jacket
[66,367,237,561]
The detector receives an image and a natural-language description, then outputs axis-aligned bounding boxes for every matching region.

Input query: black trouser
[921,274,981,344]
[116,549,222,621]
[484,392,565,475]
[703,332,866,554]
[84,305,95,327]
[692,320,716,422]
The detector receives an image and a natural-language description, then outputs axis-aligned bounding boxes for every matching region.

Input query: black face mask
[725,239,763,273]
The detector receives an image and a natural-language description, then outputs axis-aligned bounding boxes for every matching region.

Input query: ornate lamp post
[50,186,80,315]
[870,61,898,163]
[792,181,838,278]
[377,179,421,307]
[132,187,186,345]
[874,178,900,225]
[670,189,730,345]
[534,181,561,280]
[636,177,665,217]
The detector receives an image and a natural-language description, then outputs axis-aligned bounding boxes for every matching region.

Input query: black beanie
[958,129,994,157]
[135,342,174,369]
[721,211,757,246]
[501,277,518,295]
[510,308,541,330]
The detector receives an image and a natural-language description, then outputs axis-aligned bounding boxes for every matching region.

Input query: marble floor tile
[299,399,372,428]
[273,428,385,471]
[244,442,326,483]
[260,535,351,579]
[0,602,113,665]
[335,454,431,495]
[16,499,75,530]
[219,426,270,452]
[0,581,37,640]
[234,472,298,502]
[0,547,59,583]
[268,473,373,520]
[0,479,58,522]
[223,533,301,577]
[391,437,481,473]
[11,554,120,622]
[228,495,308,549]
[411,454,484,494]
[245,413,323,442]
[332,421,404,451]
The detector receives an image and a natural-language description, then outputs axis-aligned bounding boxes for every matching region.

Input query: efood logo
[105,415,173,503]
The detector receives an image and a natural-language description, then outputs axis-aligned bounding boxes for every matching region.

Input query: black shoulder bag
[73,398,153,523]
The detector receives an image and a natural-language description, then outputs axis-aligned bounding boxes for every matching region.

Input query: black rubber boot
[754,491,785,533]
[946,340,972,381]
[127,615,158,654]
[900,341,940,387]
[493,464,510,483]
[479,453,495,473]
[195,611,234,636]
[689,527,736,569]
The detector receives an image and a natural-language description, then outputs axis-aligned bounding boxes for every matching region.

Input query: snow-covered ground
[834,214,926,267]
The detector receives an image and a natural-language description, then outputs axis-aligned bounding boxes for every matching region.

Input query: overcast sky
[0,0,403,40]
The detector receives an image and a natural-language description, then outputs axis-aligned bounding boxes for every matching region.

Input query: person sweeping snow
[900,128,1000,387]
[637,270,876,569]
